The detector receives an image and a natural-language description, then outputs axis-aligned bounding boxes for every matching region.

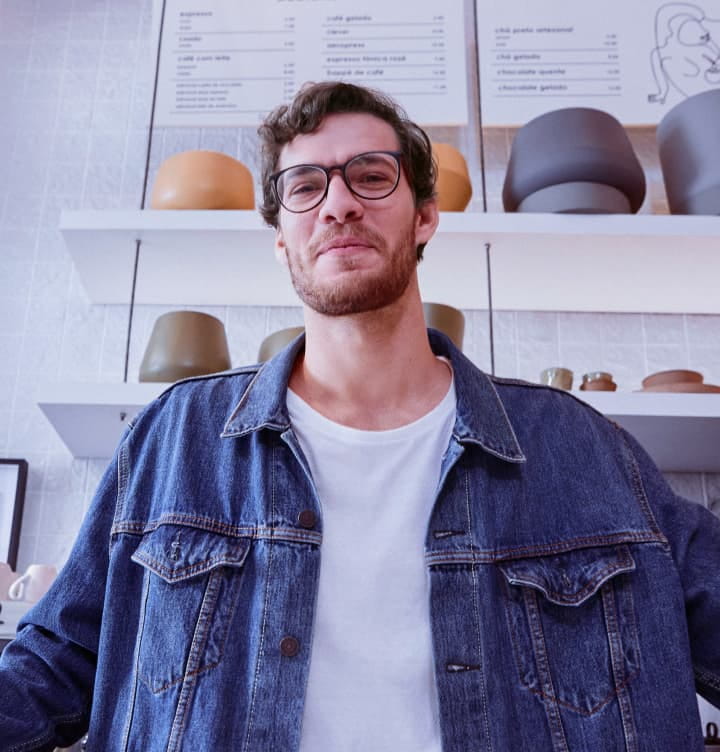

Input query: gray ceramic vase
[657,89,720,215]
[503,107,646,214]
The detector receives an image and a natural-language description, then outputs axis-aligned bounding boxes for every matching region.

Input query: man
[1,81,719,751]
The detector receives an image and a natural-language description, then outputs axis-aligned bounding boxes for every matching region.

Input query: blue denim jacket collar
[221,328,526,464]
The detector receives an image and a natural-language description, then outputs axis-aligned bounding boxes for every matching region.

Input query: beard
[284,223,418,316]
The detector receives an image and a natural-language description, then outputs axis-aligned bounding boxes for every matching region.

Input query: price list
[155,0,467,126]
[160,8,298,122]
[320,13,451,99]
[490,27,621,100]
[475,0,691,126]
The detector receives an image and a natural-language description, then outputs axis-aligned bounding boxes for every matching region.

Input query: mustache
[310,224,386,255]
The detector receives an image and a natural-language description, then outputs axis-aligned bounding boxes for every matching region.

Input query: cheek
[278,212,313,245]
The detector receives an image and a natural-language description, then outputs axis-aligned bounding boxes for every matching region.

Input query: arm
[648,48,670,103]
[0,441,125,751]
[622,429,720,706]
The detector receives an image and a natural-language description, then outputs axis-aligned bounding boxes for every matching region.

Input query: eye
[280,167,326,200]
[288,181,322,196]
[357,170,393,184]
[347,155,398,192]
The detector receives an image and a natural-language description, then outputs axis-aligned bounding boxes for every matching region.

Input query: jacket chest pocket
[499,544,639,716]
[131,524,251,694]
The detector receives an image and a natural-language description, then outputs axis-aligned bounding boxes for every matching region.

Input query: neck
[289,280,452,430]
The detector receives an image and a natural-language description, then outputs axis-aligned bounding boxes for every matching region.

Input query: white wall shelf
[573,391,720,473]
[37,382,167,459]
[60,209,720,312]
[37,382,720,471]
[59,209,490,309]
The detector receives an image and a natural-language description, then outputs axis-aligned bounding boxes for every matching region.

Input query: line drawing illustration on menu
[648,1,720,104]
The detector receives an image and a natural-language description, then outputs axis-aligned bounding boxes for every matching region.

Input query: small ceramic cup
[580,371,617,391]
[0,562,17,600]
[8,564,58,603]
[540,367,574,390]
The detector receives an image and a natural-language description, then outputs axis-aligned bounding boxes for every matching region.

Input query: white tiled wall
[0,0,719,577]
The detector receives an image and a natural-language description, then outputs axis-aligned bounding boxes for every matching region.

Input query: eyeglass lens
[276,151,400,212]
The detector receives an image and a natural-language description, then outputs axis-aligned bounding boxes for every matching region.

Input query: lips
[318,237,373,254]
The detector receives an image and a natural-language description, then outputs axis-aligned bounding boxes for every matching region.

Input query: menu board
[154,0,468,126]
[476,0,720,125]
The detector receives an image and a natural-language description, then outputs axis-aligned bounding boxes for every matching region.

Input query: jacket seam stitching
[111,517,321,544]
[167,570,224,749]
[524,668,641,716]
[132,551,247,580]
[141,659,221,694]
[482,372,527,462]
[222,365,268,434]
[464,468,495,752]
[617,427,667,541]
[120,568,150,750]
[242,443,277,752]
[426,532,662,564]
[502,558,633,605]
[7,709,86,752]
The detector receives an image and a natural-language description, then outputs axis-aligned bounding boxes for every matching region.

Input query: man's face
[274,112,438,316]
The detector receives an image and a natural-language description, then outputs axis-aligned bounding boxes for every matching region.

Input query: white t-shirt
[288,368,456,752]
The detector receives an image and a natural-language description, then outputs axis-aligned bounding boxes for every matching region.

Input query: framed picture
[0,459,28,571]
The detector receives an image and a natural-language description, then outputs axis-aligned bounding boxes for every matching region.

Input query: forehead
[278,112,400,170]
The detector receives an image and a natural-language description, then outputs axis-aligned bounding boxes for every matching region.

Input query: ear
[274,226,289,267]
[414,197,439,248]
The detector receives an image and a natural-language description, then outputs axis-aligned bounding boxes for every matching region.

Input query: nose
[318,171,364,224]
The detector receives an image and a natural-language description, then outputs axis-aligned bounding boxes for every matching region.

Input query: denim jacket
[1,330,719,752]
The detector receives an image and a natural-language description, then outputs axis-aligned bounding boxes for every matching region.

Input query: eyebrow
[283,164,322,176]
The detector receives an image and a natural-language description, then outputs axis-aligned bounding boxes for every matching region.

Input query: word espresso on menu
[155,0,468,127]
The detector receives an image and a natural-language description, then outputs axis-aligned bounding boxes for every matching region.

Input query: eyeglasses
[270,150,403,213]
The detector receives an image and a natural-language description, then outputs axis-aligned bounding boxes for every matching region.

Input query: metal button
[280,636,300,657]
[298,509,316,529]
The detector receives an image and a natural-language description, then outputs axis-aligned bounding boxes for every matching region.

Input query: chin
[299,274,412,317]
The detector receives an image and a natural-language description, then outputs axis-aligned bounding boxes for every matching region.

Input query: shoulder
[490,374,610,422]
[126,365,262,439]
[487,374,626,457]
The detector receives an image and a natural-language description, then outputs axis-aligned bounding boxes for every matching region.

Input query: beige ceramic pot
[258,327,305,362]
[423,302,465,350]
[432,142,472,211]
[139,311,232,382]
[580,371,617,391]
[150,150,255,209]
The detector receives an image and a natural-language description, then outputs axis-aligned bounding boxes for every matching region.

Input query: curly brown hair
[257,81,436,260]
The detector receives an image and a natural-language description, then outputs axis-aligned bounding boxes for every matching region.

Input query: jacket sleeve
[0,437,127,751]
[621,428,720,707]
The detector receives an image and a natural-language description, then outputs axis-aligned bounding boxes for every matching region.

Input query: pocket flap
[131,524,251,584]
[499,544,635,606]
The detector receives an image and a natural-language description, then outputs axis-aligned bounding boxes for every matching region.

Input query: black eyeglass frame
[270,150,404,214]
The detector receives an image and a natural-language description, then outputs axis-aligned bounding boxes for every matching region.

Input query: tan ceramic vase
[423,302,465,350]
[258,327,305,362]
[150,150,255,209]
[432,142,472,211]
[139,311,232,382]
